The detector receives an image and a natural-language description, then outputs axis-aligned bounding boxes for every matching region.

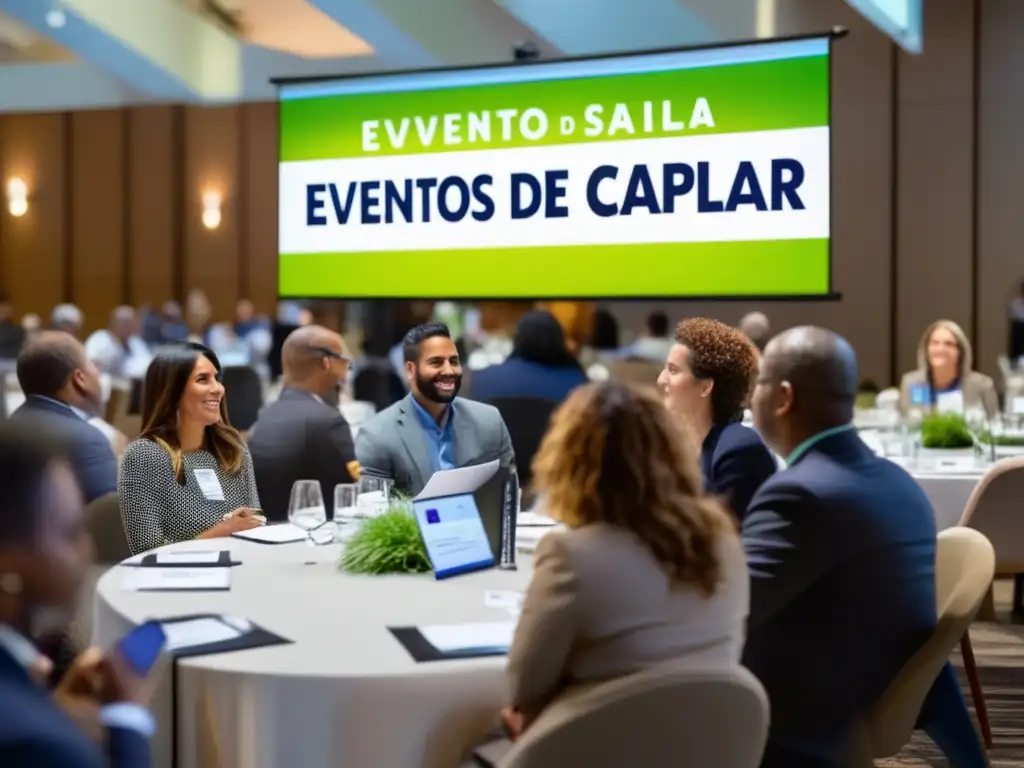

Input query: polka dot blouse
[118,438,261,555]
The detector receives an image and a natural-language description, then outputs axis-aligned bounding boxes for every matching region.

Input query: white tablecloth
[93,538,532,768]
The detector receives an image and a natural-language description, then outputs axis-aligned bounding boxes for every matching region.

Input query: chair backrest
[352,365,405,413]
[502,665,769,768]
[607,359,662,391]
[856,527,995,758]
[222,365,264,431]
[84,493,131,565]
[959,456,1024,572]
[486,397,557,489]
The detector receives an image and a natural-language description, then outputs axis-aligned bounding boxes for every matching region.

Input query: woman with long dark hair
[118,342,261,554]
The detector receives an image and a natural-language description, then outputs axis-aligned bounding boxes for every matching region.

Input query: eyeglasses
[314,347,353,365]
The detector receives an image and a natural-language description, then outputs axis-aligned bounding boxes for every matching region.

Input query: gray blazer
[355,394,515,496]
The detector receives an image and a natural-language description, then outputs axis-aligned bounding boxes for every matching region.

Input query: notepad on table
[121,567,231,592]
[162,617,243,652]
[419,622,515,654]
[232,523,308,544]
[155,551,223,565]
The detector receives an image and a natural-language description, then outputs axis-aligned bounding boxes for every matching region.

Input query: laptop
[412,493,495,579]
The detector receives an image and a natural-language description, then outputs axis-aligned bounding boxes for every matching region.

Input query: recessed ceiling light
[45,9,66,28]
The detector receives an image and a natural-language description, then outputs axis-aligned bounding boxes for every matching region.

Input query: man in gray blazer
[356,322,515,497]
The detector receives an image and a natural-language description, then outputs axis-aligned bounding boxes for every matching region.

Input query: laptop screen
[412,493,496,579]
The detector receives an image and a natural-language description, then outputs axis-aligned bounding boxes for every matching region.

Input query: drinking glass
[288,480,327,564]
[333,483,360,543]
[357,476,393,518]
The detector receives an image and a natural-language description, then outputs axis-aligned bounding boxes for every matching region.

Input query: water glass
[333,483,360,542]
[288,480,327,564]
[357,476,393,518]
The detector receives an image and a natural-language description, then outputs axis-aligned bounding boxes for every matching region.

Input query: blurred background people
[51,304,84,340]
[739,312,771,353]
[618,310,673,364]
[0,295,25,360]
[84,306,152,379]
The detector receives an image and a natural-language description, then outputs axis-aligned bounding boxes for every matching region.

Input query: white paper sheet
[484,590,523,610]
[415,460,500,501]
[232,524,307,544]
[156,551,223,565]
[1013,396,1024,415]
[121,567,231,591]
[516,511,556,527]
[162,617,242,652]
[419,621,515,653]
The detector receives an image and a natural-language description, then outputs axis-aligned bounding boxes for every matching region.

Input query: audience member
[467,310,587,404]
[249,326,359,522]
[487,381,746,751]
[51,304,84,339]
[619,310,673,363]
[659,318,775,521]
[899,319,998,419]
[84,306,151,378]
[0,422,155,767]
[0,294,25,359]
[118,342,261,554]
[1010,279,1024,361]
[11,332,117,504]
[743,327,967,767]
[356,323,514,496]
[739,311,771,352]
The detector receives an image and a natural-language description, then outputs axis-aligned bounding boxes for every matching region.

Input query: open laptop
[412,493,495,579]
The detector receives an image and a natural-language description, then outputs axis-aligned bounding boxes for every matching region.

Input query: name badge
[910,384,931,406]
[193,468,225,502]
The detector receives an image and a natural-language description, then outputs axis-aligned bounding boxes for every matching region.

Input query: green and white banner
[278,37,831,298]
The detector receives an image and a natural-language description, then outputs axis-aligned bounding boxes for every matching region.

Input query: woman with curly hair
[497,381,747,742]
[657,317,776,520]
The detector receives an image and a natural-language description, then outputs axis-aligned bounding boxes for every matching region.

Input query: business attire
[0,626,152,767]
[700,420,776,522]
[118,439,261,554]
[248,387,359,521]
[10,396,117,504]
[742,426,938,767]
[467,357,588,405]
[355,394,515,497]
[899,369,998,419]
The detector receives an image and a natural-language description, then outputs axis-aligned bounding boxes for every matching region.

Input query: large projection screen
[277,35,833,300]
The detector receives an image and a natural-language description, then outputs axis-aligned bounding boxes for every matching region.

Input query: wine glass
[288,480,327,564]
[357,476,393,518]
[333,483,360,543]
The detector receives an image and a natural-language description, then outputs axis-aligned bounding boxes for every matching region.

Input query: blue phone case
[117,621,167,675]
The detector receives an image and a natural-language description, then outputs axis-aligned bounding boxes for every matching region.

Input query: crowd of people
[0,295,1000,767]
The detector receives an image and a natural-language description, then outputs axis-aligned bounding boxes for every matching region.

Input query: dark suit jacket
[467,357,588,405]
[0,646,149,767]
[9,396,117,504]
[700,421,777,521]
[741,428,937,767]
[248,387,358,521]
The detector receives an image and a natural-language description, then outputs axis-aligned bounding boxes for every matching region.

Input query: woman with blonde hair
[899,319,997,418]
[498,380,748,741]
[118,342,262,554]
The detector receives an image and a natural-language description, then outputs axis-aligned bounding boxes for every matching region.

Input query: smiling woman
[117,342,263,555]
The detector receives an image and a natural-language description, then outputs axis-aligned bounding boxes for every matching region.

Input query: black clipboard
[389,626,509,662]
[137,551,240,568]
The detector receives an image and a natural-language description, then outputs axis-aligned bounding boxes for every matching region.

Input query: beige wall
[609,0,1023,388]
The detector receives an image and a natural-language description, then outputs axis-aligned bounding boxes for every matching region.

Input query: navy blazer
[10,397,117,504]
[700,421,777,521]
[741,428,937,767]
[467,357,588,405]
[0,646,150,767]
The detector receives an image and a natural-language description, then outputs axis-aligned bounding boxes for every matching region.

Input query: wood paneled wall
[0,102,279,333]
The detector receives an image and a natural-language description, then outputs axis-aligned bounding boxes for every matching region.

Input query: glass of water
[288,480,327,564]
[357,476,393,518]
[333,483,360,543]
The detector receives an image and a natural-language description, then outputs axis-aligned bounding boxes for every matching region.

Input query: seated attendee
[356,323,514,497]
[495,381,747,743]
[743,327,983,767]
[118,343,262,555]
[0,422,155,767]
[249,326,359,522]
[467,310,587,405]
[0,294,25,359]
[50,304,84,339]
[618,310,673,364]
[658,318,775,521]
[10,332,117,504]
[739,311,771,353]
[84,306,152,379]
[899,319,998,419]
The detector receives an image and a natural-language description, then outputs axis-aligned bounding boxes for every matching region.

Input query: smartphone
[116,620,167,676]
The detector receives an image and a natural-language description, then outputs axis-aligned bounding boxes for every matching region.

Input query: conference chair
[222,365,264,432]
[847,527,996,764]
[486,397,557,491]
[500,666,769,768]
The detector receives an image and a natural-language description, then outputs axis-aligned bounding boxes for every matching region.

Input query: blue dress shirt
[411,397,456,472]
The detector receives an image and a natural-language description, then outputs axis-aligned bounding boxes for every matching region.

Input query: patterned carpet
[878,579,1024,767]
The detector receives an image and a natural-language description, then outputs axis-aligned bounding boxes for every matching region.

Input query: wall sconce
[6,177,28,218]
[201,190,222,230]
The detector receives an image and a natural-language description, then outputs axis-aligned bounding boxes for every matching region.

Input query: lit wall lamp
[6,177,28,218]
[201,190,222,230]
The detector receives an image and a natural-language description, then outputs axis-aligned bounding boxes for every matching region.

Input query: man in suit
[10,332,116,504]
[249,325,359,521]
[0,421,154,766]
[743,326,946,767]
[356,322,515,497]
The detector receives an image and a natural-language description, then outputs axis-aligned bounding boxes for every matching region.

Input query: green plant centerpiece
[977,431,1024,447]
[919,413,974,450]
[339,495,432,575]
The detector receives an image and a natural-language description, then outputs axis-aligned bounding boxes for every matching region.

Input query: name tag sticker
[910,384,931,406]
[193,468,225,502]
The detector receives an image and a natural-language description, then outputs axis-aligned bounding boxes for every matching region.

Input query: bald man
[741,328,981,767]
[9,331,116,503]
[739,311,770,352]
[247,325,359,521]
[84,305,151,377]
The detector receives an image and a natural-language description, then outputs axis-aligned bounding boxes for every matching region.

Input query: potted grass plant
[918,412,975,459]
[338,497,432,576]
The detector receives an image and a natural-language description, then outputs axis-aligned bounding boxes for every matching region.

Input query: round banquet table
[93,538,532,768]
[911,468,982,530]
